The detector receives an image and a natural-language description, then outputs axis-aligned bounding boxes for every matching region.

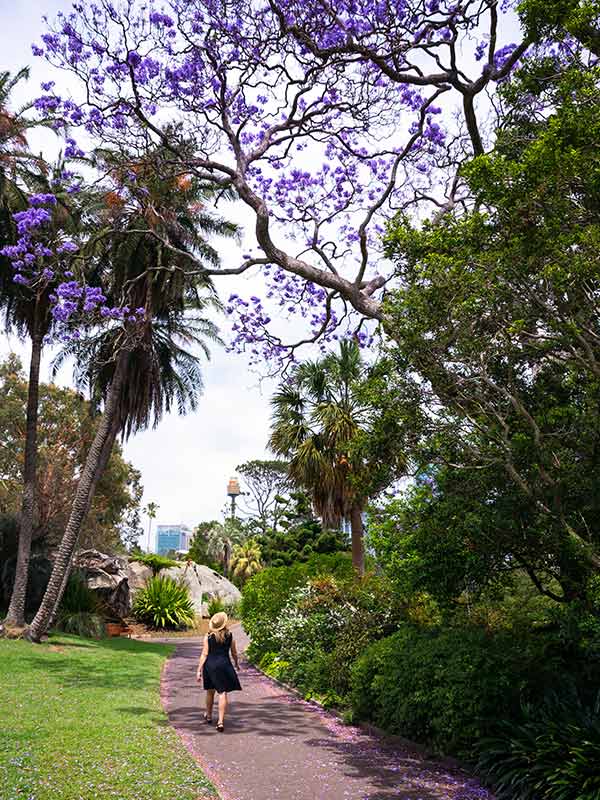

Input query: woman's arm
[196,635,209,682]
[231,637,240,669]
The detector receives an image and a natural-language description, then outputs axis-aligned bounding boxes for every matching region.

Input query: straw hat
[209,611,228,632]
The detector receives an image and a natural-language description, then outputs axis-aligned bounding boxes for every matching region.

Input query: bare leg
[218,692,228,725]
[205,690,215,720]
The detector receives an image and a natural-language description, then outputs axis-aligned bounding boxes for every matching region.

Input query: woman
[196,611,242,731]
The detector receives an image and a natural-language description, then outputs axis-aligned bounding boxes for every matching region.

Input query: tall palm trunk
[350,504,365,576]
[4,314,43,626]
[45,412,122,629]
[27,354,128,642]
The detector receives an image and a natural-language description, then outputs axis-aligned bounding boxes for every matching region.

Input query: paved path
[161,628,492,800]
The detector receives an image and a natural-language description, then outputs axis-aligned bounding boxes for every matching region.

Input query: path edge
[246,653,469,775]
[160,645,231,800]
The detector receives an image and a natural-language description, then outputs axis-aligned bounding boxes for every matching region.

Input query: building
[155,524,192,555]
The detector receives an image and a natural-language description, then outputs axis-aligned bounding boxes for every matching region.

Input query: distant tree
[187,520,221,571]
[258,492,348,568]
[143,502,159,552]
[236,459,292,534]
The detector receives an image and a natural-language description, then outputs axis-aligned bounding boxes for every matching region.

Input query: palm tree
[26,143,237,640]
[269,340,372,574]
[144,502,159,552]
[230,539,262,584]
[1,70,73,627]
[205,520,248,576]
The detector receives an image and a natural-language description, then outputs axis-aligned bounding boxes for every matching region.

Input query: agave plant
[132,575,195,629]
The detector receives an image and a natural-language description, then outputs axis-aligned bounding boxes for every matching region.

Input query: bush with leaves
[132,575,195,629]
[477,689,600,800]
[130,553,179,575]
[55,570,106,639]
[206,596,226,617]
[240,552,353,662]
[350,623,563,756]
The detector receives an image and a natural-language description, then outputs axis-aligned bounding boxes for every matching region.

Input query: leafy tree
[383,59,600,600]
[236,459,292,534]
[258,491,347,568]
[0,356,143,556]
[187,520,221,571]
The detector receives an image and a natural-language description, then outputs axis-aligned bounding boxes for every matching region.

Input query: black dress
[202,632,242,694]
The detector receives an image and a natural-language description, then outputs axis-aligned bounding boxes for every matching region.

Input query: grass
[0,634,217,800]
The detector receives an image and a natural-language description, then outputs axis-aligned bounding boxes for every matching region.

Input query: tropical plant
[144,501,159,552]
[27,141,236,641]
[131,552,179,575]
[206,596,226,617]
[270,340,408,574]
[477,690,600,800]
[54,570,106,639]
[204,519,249,576]
[230,539,262,584]
[132,575,195,629]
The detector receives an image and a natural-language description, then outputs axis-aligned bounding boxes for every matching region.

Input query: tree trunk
[350,504,365,576]
[26,354,127,643]
[4,326,43,627]
[46,412,122,630]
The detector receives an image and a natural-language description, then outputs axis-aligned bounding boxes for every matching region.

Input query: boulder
[160,562,241,616]
[126,561,152,597]
[73,549,130,619]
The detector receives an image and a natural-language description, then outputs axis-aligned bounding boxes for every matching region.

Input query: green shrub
[55,611,106,639]
[224,599,241,619]
[477,690,600,800]
[131,553,179,575]
[350,624,557,756]
[59,570,99,614]
[132,576,195,629]
[206,596,225,617]
[241,553,353,662]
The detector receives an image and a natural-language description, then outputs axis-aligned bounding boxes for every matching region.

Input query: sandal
[203,714,212,724]
[216,722,224,732]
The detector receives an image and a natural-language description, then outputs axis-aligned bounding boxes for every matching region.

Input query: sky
[0,0,280,549]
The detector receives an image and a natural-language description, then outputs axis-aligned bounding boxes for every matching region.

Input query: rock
[160,562,241,616]
[75,549,126,575]
[73,550,130,620]
[126,561,152,597]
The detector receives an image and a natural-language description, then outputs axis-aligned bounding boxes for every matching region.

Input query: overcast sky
[0,0,280,548]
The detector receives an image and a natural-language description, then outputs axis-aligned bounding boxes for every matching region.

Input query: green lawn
[0,635,216,800]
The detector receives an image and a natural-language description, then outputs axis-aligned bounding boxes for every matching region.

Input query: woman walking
[196,611,242,732]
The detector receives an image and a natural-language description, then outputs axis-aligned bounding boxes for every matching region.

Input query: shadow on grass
[15,636,175,691]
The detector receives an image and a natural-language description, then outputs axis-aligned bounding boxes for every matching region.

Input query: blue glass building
[156,524,192,555]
